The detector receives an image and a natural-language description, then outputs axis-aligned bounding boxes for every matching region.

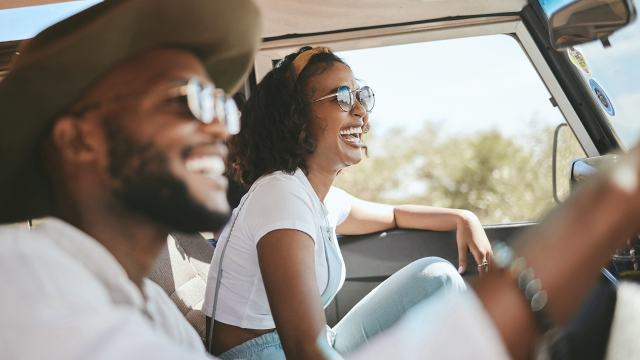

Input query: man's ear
[50,116,102,163]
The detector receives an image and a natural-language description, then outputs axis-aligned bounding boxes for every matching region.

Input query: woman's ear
[50,116,102,163]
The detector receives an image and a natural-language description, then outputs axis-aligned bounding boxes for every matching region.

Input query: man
[0,0,260,358]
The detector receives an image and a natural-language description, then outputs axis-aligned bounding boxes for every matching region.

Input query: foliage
[334,122,585,224]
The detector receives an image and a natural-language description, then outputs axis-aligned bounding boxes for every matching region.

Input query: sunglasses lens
[186,79,203,121]
[200,87,215,123]
[182,77,240,134]
[336,86,353,112]
[185,78,214,123]
[357,86,375,112]
[224,98,241,135]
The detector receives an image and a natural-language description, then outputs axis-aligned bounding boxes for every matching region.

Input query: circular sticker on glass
[568,47,591,76]
[589,78,615,116]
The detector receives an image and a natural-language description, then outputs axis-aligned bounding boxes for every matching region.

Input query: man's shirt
[0,218,211,360]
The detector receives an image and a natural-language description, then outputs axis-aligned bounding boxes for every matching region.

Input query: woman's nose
[350,97,366,117]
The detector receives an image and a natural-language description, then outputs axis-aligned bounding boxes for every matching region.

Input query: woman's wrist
[456,210,486,241]
[455,209,479,227]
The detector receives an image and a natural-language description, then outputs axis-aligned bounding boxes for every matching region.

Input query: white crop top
[203,169,352,329]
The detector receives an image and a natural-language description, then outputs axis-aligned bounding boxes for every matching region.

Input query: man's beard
[104,121,230,233]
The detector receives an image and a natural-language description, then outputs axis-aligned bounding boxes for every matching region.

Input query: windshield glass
[568,17,640,148]
[0,0,100,42]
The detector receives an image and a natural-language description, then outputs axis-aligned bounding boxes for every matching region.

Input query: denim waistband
[218,330,285,360]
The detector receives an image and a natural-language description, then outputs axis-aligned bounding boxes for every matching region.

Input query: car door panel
[326,223,535,325]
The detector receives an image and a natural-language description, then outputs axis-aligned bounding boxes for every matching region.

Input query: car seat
[148,232,214,341]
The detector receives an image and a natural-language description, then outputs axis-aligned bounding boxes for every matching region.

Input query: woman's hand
[455,210,493,274]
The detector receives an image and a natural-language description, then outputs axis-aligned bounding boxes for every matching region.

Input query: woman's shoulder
[239,170,319,241]
[249,169,312,199]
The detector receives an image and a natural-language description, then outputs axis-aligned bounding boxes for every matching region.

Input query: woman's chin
[341,152,363,167]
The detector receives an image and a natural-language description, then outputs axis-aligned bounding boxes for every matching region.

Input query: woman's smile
[338,125,364,147]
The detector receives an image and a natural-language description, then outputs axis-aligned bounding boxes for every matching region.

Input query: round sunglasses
[168,77,241,135]
[313,85,375,113]
[69,77,241,135]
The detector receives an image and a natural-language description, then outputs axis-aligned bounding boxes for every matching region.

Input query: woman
[203,46,492,359]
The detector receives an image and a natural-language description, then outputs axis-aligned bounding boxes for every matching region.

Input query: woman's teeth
[339,127,363,136]
[339,126,363,145]
[185,155,225,177]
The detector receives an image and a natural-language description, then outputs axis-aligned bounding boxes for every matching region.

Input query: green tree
[334,121,585,225]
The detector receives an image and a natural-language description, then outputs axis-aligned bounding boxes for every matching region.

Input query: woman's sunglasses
[313,85,375,113]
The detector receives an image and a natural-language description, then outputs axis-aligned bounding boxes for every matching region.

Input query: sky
[0,0,100,41]
[537,0,574,16]
[337,18,640,146]
[1,0,638,146]
[337,35,567,139]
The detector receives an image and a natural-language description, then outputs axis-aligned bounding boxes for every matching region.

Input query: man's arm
[475,147,640,359]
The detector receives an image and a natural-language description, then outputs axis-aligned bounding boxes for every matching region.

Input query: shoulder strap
[206,187,256,352]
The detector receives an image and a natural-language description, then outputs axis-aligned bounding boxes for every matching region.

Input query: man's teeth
[186,155,225,176]
[339,127,363,136]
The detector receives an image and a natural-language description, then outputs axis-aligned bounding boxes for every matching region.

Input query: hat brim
[0,0,261,223]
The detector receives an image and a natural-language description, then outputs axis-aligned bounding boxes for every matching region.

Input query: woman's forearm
[338,199,477,235]
[393,205,470,231]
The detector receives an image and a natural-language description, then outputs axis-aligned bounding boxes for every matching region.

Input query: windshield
[0,1,100,42]
[568,17,640,148]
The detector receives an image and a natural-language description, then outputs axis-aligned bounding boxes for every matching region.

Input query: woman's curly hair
[227,46,347,187]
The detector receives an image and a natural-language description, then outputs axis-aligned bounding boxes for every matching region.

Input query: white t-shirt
[203,169,352,329]
[0,218,211,360]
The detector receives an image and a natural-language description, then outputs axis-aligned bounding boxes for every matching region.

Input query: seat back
[149,232,213,341]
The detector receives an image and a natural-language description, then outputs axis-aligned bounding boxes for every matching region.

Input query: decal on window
[567,47,592,76]
[589,78,615,116]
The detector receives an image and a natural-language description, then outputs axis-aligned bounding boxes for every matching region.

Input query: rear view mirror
[543,0,637,50]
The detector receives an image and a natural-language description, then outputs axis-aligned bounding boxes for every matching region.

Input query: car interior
[1,0,638,359]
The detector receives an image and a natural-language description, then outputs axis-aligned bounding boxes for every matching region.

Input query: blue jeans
[218,257,466,359]
[218,331,283,360]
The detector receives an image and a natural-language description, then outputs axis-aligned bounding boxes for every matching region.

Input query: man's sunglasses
[167,77,240,134]
[313,85,375,113]
[70,77,241,135]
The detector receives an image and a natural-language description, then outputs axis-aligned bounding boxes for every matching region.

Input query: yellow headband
[292,47,331,78]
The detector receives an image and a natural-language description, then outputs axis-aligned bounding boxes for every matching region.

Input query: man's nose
[200,119,230,141]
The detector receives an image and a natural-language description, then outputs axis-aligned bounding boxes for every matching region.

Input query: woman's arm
[336,196,492,272]
[257,229,328,360]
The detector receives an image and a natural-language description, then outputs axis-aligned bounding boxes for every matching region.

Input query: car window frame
[255,15,598,158]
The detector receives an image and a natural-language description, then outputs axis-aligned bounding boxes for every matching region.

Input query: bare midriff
[211,320,275,355]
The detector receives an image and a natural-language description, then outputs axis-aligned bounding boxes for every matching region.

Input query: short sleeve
[242,176,317,244]
[325,186,353,226]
